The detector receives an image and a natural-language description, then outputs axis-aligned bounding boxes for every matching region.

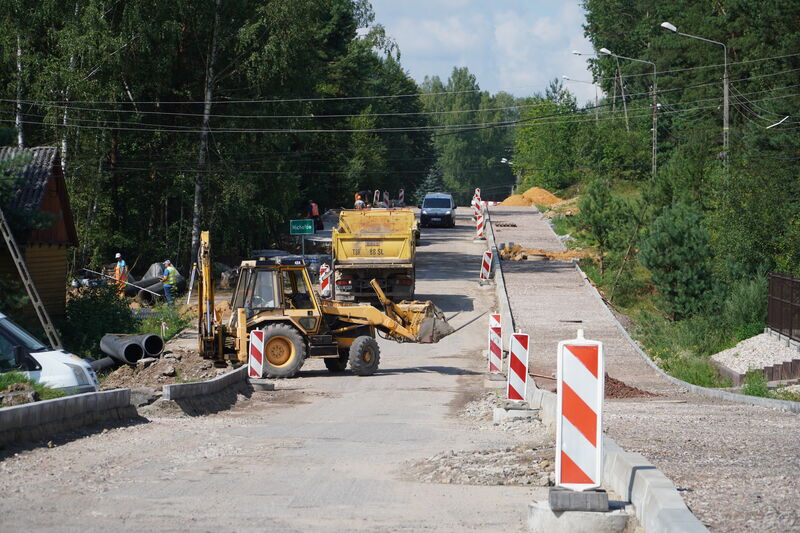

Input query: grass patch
[771,387,800,402]
[137,304,191,341]
[0,371,65,400]
[741,369,769,398]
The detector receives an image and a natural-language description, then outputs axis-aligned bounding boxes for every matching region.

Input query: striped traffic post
[476,210,486,239]
[488,313,502,373]
[373,189,381,205]
[383,190,390,205]
[248,330,265,378]
[507,333,529,401]
[319,263,332,298]
[556,329,604,491]
[479,250,493,280]
[398,188,405,206]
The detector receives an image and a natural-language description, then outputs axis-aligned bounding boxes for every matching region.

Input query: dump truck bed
[333,209,416,264]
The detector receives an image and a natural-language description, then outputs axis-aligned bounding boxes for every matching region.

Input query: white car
[0,312,99,395]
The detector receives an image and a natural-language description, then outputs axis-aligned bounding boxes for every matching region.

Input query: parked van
[420,192,456,228]
[0,312,99,395]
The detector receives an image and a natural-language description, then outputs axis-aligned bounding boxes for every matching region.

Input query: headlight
[445,210,451,215]
[421,210,427,215]
[65,363,90,386]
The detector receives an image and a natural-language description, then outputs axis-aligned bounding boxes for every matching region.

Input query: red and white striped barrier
[476,210,486,239]
[480,250,493,280]
[507,333,529,400]
[319,263,331,298]
[248,330,265,378]
[556,330,604,491]
[475,187,481,201]
[374,189,381,205]
[488,313,502,373]
[383,190,390,204]
[398,188,405,206]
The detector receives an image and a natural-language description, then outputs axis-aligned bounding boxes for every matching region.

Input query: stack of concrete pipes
[92,333,165,371]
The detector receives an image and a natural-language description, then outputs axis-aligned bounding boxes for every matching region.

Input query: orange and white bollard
[479,250,493,281]
[398,188,405,206]
[248,330,265,378]
[488,313,502,373]
[507,333,529,400]
[476,210,486,239]
[319,263,332,298]
[556,330,604,491]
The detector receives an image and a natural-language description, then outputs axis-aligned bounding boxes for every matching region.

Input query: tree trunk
[16,36,25,148]
[190,0,222,263]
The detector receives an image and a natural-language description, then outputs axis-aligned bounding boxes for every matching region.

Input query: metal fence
[768,273,800,343]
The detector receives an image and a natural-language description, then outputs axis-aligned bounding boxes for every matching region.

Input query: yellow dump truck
[331,209,417,301]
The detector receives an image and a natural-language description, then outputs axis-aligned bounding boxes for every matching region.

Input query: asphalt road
[0,212,547,532]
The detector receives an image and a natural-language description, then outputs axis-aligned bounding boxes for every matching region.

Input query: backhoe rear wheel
[262,324,306,378]
[348,336,380,376]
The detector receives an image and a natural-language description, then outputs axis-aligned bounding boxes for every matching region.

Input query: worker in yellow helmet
[160,260,178,306]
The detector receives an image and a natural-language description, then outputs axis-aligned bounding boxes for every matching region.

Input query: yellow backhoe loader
[196,231,454,378]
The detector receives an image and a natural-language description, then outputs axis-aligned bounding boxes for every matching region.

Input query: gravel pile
[460,392,498,421]
[710,333,800,374]
[407,445,555,486]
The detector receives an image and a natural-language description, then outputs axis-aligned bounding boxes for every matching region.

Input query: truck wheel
[324,353,349,373]
[348,336,380,376]
[262,324,306,378]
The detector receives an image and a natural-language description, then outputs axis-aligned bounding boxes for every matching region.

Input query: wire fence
[768,272,800,342]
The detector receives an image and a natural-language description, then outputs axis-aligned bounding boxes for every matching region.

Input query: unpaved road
[0,213,549,532]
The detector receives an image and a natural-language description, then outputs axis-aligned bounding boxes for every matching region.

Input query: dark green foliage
[413,166,446,205]
[61,285,139,358]
[639,203,712,319]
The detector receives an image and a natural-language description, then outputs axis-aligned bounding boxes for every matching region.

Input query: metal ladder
[0,206,63,349]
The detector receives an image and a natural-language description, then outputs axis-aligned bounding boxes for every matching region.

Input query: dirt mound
[522,187,562,205]
[499,244,596,262]
[605,374,658,399]
[500,187,562,207]
[499,194,530,206]
[100,348,225,391]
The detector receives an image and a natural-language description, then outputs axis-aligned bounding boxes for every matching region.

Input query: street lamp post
[661,21,728,168]
[573,50,628,129]
[599,48,658,180]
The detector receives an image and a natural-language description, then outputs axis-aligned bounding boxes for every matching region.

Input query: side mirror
[13,345,26,368]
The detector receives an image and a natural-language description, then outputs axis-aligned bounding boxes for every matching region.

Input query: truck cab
[0,312,99,395]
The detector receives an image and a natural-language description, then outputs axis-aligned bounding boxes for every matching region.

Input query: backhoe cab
[197,231,454,379]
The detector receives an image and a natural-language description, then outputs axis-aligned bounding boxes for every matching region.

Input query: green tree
[639,203,712,319]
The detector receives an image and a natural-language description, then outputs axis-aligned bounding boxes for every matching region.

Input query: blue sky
[368,0,598,104]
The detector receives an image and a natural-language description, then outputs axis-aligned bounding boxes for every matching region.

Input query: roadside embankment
[487,204,800,533]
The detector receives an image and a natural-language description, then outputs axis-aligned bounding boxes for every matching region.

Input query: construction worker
[354,193,366,210]
[161,259,178,306]
[113,253,128,295]
[308,199,322,231]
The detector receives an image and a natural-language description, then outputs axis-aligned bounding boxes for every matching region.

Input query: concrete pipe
[100,334,145,365]
[89,356,116,371]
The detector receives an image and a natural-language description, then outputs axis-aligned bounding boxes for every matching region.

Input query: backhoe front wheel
[262,324,306,378]
[349,336,380,376]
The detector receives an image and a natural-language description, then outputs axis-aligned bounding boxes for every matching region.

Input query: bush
[639,203,712,320]
[741,369,769,398]
[720,275,767,343]
[137,303,191,341]
[61,285,139,358]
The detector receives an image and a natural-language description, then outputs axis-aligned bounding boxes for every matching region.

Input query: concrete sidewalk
[490,205,800,533]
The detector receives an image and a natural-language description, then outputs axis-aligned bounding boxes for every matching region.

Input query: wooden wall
[0,244,68,319]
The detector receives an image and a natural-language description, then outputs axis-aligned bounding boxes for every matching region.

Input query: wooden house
[0,147,78,319]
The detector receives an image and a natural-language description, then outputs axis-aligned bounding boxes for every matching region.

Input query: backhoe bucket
[395,301,455,343]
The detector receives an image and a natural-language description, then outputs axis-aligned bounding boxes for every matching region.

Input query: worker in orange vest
[113,252,128,295]
[308,199,322,231]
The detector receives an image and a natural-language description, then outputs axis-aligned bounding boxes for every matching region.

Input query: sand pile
[500,187,562,207]
[499,244,596,262]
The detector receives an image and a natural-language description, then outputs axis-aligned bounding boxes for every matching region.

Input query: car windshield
[0,317,47,352]
[423,198,451,209]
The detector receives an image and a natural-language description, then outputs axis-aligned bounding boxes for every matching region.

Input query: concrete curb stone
[0,389,133,446]
[485,206,708,533]
[162,365,248,401]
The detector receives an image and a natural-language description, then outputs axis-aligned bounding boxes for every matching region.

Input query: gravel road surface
[0,213,550,532]
[490,205,800,533]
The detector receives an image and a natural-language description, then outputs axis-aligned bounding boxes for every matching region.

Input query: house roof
[0,146,78,247]
[0,146,58,213]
